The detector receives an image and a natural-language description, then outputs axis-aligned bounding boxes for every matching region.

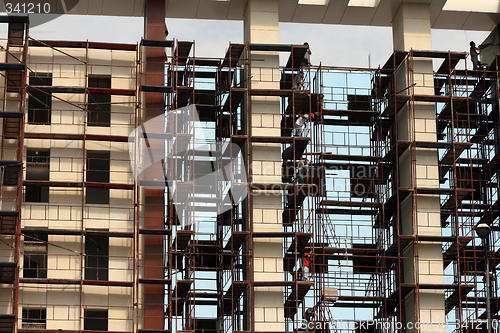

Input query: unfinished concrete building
[1,1,500,333]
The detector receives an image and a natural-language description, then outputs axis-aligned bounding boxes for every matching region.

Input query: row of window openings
[28,73,112,126]
[23,309,108,331]
[24,234,109,281]
[26,149,111,204]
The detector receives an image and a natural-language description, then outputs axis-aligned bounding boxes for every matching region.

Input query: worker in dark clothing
[294,71,305,90]
[470,41,482,70]
[302,42,312,68]
[305,306,317,322]
[304,306,317,331]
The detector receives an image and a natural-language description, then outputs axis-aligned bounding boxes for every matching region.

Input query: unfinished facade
[1,1,500,333]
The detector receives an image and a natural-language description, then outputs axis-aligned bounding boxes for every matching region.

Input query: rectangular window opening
[28,73,52,124]
[87,75,111,127]
[85,151,110,204]
[22,308,46,328]
[84,235,109,281]
[84,309,108,331]
[23,253,47,279]
[25,185,49,203]
[26,149,50,181]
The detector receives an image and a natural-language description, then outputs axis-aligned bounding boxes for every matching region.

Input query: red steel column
[144,0,165,329]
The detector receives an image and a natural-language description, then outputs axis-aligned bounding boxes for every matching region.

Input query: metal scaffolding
[3,16,500,333]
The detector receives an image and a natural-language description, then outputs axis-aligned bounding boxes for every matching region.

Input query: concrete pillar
[142,0,166,329]
[392,3,445,333]
[244,0,284,331]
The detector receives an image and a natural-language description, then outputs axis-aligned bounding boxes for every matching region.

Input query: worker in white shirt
[294,113,309,136]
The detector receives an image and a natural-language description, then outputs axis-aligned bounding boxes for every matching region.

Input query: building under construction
[2,0,500,332]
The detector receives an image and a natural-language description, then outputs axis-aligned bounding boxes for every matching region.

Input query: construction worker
[297,157,309,184]
[294,71,305,90]
[301,42,312,68]
[294,113,309,136]
[470,41,482,70]
[305,306,317,330]
[302,251,312,281]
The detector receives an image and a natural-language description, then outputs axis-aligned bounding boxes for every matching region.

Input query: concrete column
[392,3,445,333]
[244,0,284,331]
[142,0,166,329]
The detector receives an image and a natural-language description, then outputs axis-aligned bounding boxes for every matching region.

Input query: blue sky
[25,14,491,68]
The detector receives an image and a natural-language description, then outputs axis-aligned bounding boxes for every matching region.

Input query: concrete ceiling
[1,0,500,31]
